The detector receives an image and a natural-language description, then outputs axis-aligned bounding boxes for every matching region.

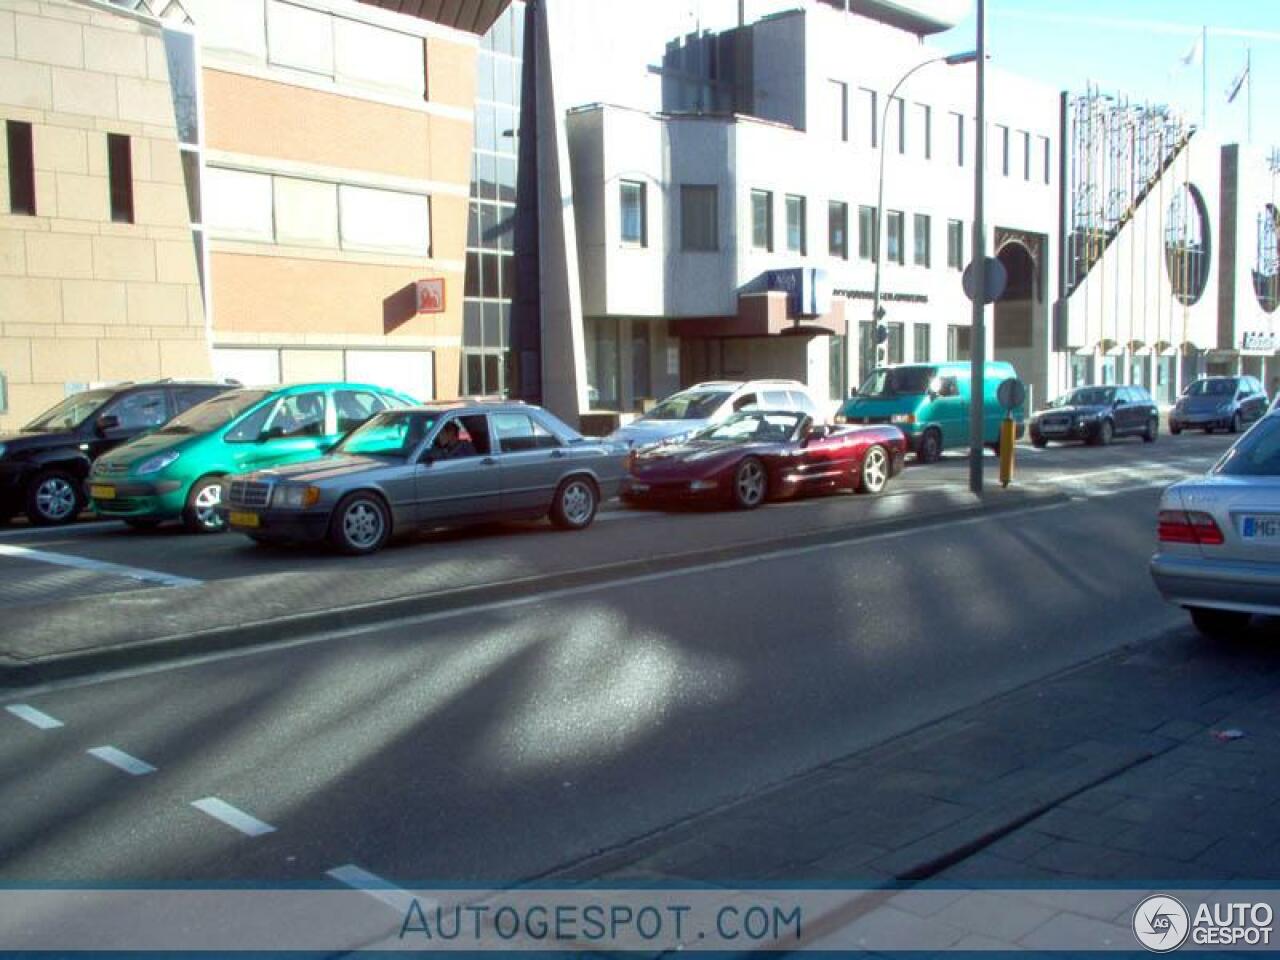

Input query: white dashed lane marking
[0,544,201,588]
[5,704,64,729]
[191,797,276,837]
[87,746,156,776]
[327,865,424,914]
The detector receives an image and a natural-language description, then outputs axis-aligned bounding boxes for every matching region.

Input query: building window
[859,87,878,147]
[620,179,646,246]
[828,335,846,401]
[917,103,931,159]
[1039,135,1052,184]
[859,320,876,382]
[913,213,930,267]
[857,204,877,261]
[1021,130,1031,180]
[681,185,718,251]
[886,210,904,265]
[107,133,134,224]
[785,194,806,254]
[998,124,1010,176]
[887,322,904,364]
[947,324,971,361]
[913,323,930,363]
[751,188,773,251]
[951,111,965,167]
[890,97,905,154]
[6,120,35,216]
[947,218,964,270]
[828,200,848,259]
[828,79,848,142]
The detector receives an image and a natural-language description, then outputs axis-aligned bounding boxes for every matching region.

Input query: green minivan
[835,361,1025,463]
[88,382,415,532]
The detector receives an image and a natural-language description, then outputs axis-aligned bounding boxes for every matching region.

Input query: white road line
[327,865,425,915]
[0,521,120,540]
[87,746,156,776]
[5,703,64,729]
[191,797,276,837]
[0,543,201,588]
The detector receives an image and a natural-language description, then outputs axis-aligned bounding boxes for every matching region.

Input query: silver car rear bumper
[1150,552,1280,616]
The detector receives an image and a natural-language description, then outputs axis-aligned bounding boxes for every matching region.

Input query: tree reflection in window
[1253,203,1280,313]
[1164,184,1210,306]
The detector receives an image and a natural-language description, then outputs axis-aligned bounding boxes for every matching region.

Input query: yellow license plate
[90,485,116,500]
[228,510,260,528]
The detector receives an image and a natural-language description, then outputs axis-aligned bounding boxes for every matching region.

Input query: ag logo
[1133,895,1190,952]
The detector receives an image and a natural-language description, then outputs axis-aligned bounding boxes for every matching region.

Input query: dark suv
[0,381,232,525]
[1030,385,1159,447]
[1170,376,1269,435]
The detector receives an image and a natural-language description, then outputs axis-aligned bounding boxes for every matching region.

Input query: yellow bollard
[999,415,1016,488]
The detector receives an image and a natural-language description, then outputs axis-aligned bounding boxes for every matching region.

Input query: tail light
[1158,510,1225,546]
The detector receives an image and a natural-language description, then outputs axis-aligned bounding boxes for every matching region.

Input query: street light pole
[869,51,980,379]
[968,0,987,494]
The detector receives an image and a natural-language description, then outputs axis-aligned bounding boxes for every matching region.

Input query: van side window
[938,377,960,397]
[762,390,791,409]
[733,393,759,412]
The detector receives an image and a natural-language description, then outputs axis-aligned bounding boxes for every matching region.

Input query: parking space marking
[191,797,276,837]
[327,865,424,914]
[5,704,64,729]
[0,544,201,588]
[0,521,119,540]
[86,746,157,776]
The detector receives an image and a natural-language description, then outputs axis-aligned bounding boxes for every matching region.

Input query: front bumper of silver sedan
[1150,551,1280,617]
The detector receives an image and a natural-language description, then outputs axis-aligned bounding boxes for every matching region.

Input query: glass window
[274,176,338,247]
[890,96,905,154]
[204,167,273,241]
[339,185,430,255]
[645,389,731,421]
[180,151,202,223]
[947,219,964,270]
[1020,130,1032,180]
[829,201,849,259]
[913,324,930,363]
[858,88,878,147]
[6,120,35,216]
[333,390,387,434]
[751,189,773,251]
[172,386,221,413]
[828,335,846,402]
[1214,417,1280,476]
[785,195,806,254]
[886,210,904,265]
[100,389,167,430]
[264,391,328,439]
[620,179,646,245]
[886,323,904,364]
[163,29,199,145]
[585,317,620,409]
[998,124,1010,176]
[492,412,557,452]
[681,185,718,251]
[333,17,425,99]
[859,321,876,383]
[857,205,877,261]
[828,80,848,141]
[266,0,334,76]
[107,133,134,224]
[1040,135,1052,184]
[762,390,791,408]
[339,412,436,458]
[913,213,930,267]
[951,111,965,167]
[497,157,517,202]
[947,325,972,361]
[917,103,931,159]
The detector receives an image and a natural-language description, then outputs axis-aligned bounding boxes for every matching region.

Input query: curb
[1,488,1069,688]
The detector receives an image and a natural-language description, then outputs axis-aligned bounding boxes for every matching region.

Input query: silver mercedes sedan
[1150,410,1280,637]
[220,402,626,555]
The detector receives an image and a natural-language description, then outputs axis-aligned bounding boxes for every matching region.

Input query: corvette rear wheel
[731,457,767,510]
[857,445,890,495]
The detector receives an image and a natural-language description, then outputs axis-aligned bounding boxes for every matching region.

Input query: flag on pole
[1226,58,1250,103]
[1178,33,1203,68]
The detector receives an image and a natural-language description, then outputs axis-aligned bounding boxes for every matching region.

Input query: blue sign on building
[767,268,832,318]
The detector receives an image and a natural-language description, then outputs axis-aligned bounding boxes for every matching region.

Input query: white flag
[1179,34,1203,67]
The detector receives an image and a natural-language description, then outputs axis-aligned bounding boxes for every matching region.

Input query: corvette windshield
[645,390,731,421]
[696,411,804,443]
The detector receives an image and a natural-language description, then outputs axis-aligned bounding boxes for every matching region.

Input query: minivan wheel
[731,457,767,509]
[329,493,391,555]
[26,469,83,526]
[1189,607,1252,639]
[183,476,227,534]
[857,445,890,495]
[550,476,598,530]
[916,428,942,464]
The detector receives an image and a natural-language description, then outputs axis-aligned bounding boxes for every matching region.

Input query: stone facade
[0,0,209,430]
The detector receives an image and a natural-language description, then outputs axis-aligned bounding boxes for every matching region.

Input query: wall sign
[1242,331,1277,352]
[416,278,446,314]
[834,289,930,304]
[767,268,833,317]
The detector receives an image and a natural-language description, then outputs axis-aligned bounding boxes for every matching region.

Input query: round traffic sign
[997,377,1026,411]
[962,257,1008,305]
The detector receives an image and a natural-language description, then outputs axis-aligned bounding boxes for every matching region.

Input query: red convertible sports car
[620,410,907,509]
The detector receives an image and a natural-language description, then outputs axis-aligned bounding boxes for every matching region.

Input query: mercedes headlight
[136,450,180,475]
[272,484,321,509]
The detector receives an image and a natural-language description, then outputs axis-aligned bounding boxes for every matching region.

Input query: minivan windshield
[23,390,115,432]
[159,390,272,435]
[1186,378,1237,397]
[645,390,731,421]
[857,367,935,398]
[1214,416,1280,477]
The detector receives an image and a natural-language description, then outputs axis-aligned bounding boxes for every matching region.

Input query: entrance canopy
[356,0,510,35]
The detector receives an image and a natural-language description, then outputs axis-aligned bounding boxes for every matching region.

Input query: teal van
[835,361,1025,463]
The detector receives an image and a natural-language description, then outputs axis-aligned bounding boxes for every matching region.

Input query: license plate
[228,510,260,529]
[90,485,116,500]
[1241,515,1280,540]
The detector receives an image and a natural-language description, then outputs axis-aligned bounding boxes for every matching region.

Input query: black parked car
[1169,375,1269,435]
[1030,385,1159,447]
[0,381,232,525]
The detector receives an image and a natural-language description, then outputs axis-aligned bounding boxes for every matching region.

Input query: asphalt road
[0,434,1229,888]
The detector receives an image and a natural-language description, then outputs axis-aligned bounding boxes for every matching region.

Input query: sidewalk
[541,616,1280,943]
